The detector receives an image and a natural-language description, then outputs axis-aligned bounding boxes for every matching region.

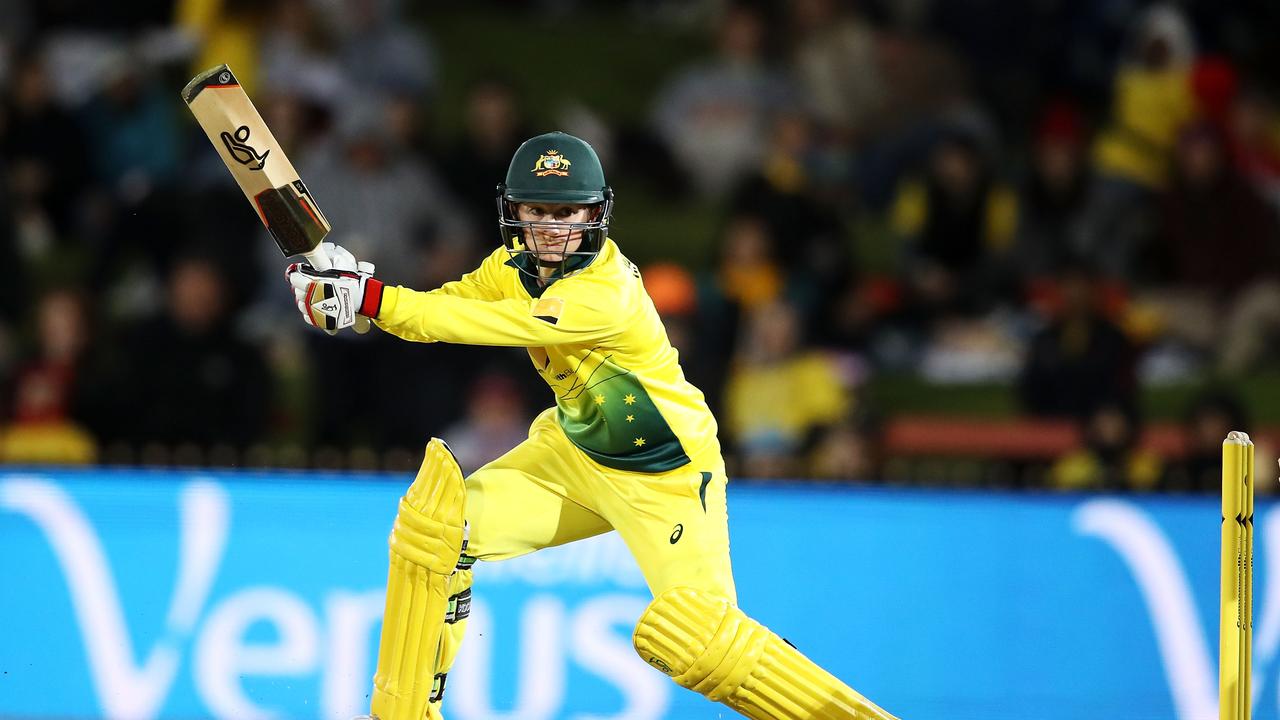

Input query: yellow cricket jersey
[371,239,719,473]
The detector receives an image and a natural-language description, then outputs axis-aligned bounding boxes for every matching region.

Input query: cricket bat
[182,64,333,271]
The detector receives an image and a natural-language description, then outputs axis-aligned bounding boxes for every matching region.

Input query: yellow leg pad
[633,587,898,720]
[371,439,467,720]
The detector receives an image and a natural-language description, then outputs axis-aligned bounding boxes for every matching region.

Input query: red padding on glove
[360,278,385,318]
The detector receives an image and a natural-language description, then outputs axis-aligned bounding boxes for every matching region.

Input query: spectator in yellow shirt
[726,300,849,477]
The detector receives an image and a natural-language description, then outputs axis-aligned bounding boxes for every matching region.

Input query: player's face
[515,203,596,262]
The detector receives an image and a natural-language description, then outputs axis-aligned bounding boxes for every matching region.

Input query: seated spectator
[1158,122,1277,289]
[729,110,851,315]
[1086,4,1195,279]
[1144,121,1280,373]
[887,125,1023,378]
[442,76,532,263]
[1091,5,1195,191]
[1,49,91,250]
[1050,401,1163,492]
[1021,262,1137,420]
[442,372,532,475]
[847,34,972,209]
[258,0,349,143]
[333,0,438,100]
[650,1,799,197]
[1230,85,1280,214]
[724,300,849,478]
[890,126,1018,323]
[81,51,182,199]
[696,213,800,411]
[121,255,272,452]
[80,52,184,298]
[1166,390,1250,492]
[787,0,886,143]
[1011,101,1093,280]
[0,289,96,464]
[705,214,788,312]
[300,101,474,288]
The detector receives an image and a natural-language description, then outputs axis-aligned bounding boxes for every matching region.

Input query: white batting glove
[285,243,383,333]
[322,243,375,334]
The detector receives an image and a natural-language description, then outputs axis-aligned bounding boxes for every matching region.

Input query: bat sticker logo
[218,70,231,84]
[220,125,269,171]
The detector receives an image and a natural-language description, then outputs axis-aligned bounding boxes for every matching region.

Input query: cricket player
[287,131,896,720]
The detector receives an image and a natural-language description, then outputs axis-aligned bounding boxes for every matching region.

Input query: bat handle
[303,247,331,272]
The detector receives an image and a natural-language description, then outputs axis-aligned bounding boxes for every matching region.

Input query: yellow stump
[1221,431,1254,720]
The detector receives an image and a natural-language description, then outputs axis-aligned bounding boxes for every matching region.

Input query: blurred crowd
[2,0,1280,492]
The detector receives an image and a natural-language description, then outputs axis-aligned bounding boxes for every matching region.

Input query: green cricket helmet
[496,131,614,277]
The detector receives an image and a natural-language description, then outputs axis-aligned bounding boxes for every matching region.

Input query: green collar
[504,251,597,298]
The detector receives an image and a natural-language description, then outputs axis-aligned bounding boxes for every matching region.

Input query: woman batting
[287,131,896,720]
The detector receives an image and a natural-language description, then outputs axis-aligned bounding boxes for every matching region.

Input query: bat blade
[182,64,331,269]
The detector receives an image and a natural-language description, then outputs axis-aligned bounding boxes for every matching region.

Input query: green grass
[1140,372,1280,423]
[860,372,1280,424]
[608,182,722,266]
[862,375,1020,419]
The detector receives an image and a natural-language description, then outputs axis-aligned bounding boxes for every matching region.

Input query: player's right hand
[286,243,382,333]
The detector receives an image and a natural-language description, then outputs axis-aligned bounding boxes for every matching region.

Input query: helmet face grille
[495,189,614,281]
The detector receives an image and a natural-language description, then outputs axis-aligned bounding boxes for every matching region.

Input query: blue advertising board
[0,469,1265,719]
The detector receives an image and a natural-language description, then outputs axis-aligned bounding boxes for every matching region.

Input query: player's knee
[390,438,467,574]
[632,586,766,701]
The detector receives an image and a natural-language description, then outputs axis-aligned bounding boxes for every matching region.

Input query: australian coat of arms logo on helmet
[532,150,572,177]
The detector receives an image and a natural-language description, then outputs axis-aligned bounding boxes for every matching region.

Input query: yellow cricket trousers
[427,408,735,717]
[468,407,736,596]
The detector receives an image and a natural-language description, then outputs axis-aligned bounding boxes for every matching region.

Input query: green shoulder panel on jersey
[556,356,689,473]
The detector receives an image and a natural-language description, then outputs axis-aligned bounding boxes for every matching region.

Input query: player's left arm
[286,244,627,345]
[372,282,622,347]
